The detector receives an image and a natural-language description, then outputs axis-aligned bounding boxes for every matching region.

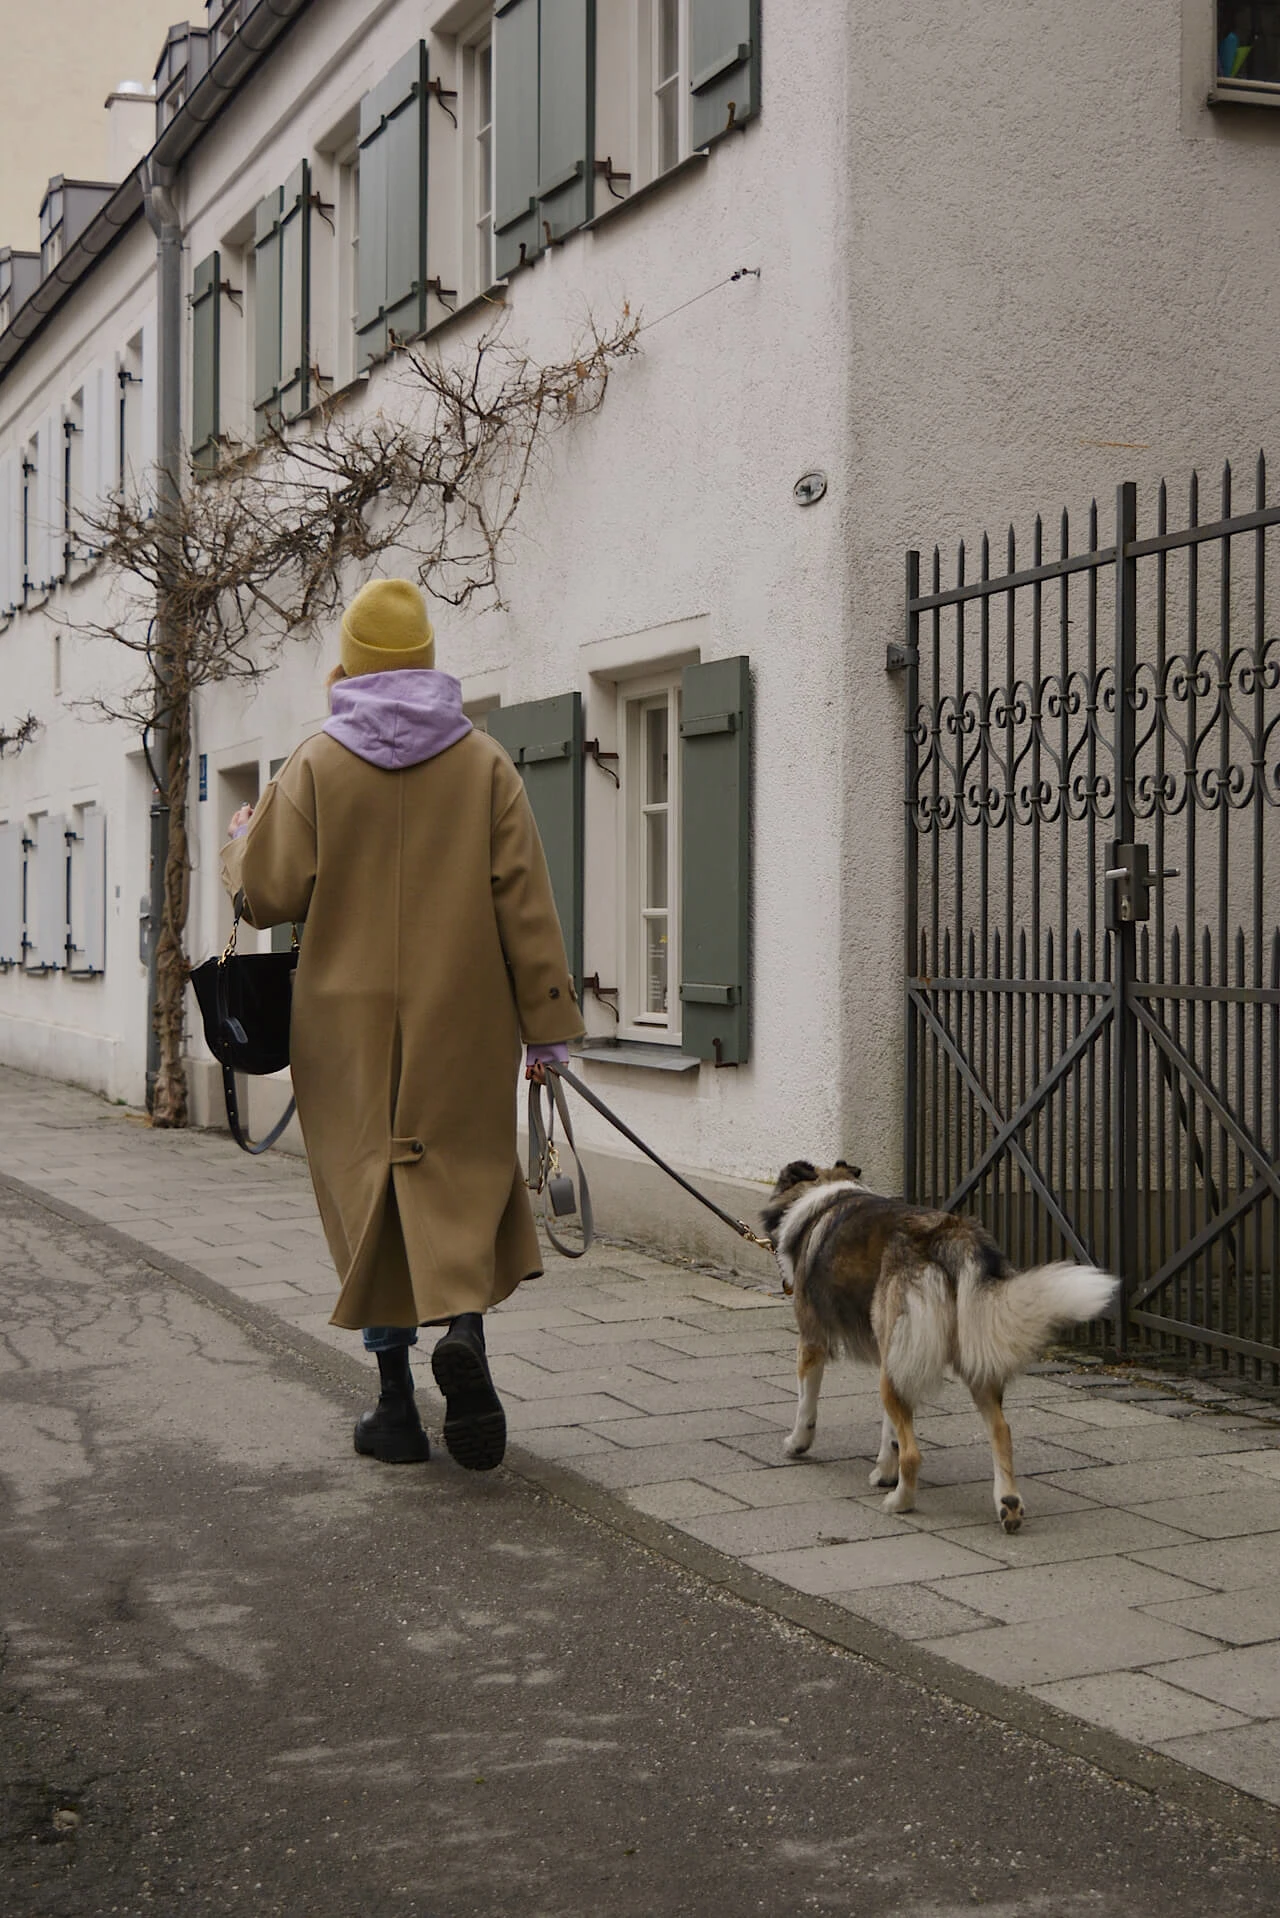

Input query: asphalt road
[1,1179,1277,1917]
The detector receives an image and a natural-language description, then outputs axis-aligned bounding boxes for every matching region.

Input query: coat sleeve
[490,770,585,1047]
[218,773,317,930]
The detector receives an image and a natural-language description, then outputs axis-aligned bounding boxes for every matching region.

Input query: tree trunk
[150,693,191,1129]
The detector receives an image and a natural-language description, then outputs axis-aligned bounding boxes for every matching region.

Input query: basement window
[1215,3,1280,94]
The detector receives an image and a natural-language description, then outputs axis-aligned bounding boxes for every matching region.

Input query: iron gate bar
[909,548,1117,611]
[1129,999,1280,1202]
[934,996,1112,1257]
[1128,506,1280,556]
[909,984,1105,1261]
[1128,1172,1276,1312]
[1133,981,1280,1007]
[1128,1311,1280,1368]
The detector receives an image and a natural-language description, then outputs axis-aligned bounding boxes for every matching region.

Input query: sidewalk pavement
[3,1065,1280,1816]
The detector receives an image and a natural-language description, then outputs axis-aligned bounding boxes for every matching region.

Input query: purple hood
[324,669,472,770]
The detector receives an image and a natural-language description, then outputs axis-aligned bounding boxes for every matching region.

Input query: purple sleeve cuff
[525,1042,570,1069]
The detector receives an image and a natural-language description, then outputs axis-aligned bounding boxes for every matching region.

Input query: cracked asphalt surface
[2,1179,1278,1917]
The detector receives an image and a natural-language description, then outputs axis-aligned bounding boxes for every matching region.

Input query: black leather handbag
[189,911,298,1154]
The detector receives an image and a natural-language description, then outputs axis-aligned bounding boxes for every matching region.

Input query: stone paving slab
[4,1061,1280,1809]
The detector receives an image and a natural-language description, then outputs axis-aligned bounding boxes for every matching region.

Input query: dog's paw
[998,1493,1024,1534]
[783,1429,814,1458]
[882,1485,915,1514]
[869,1464,898,1488]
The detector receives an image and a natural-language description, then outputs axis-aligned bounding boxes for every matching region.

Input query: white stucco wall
[0,220,159,1104]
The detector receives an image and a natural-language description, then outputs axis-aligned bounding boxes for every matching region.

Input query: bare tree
[0,714,40,757]
[68,313,638,1127]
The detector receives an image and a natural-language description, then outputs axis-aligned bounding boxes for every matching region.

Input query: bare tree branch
[59,312,639,1126]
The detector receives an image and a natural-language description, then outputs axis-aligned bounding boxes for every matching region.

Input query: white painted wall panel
[25,812,66,971]
[68,807,106,974]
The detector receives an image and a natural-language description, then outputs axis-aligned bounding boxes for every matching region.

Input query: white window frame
[117,335,144,493]
[64,390,84,575]
[461,24,495,302]
[337,146,360,384]
[652,0,687,176]
[617,672,681,1040]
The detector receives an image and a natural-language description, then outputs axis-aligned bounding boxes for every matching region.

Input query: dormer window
[39,186,65,276]
[209,1,243,57]
[0,248,39,333]
[154,23,210,133]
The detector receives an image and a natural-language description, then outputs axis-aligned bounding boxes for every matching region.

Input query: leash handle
[548,1063,774,1257]
[527,1071,594,1257]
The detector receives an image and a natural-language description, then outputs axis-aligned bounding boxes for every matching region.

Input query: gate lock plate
[1105,842,1178,929]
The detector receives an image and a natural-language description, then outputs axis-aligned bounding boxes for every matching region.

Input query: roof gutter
[0,0,315,386]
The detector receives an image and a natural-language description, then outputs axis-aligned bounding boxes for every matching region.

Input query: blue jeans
[362,1325,418,1353]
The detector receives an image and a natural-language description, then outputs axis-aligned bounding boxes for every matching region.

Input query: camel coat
[219,725,583,1329]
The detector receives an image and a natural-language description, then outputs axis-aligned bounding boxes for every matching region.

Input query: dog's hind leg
[869,1412,899,1488]
[783,1341,827,1457]
[877,1371,921,1514]
[971,1381,1023,1532]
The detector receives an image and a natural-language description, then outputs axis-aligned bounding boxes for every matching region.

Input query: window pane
[658,0,679,83]
[645,702,668,803]
[645,810,667,910]
[657,80,678,174]
[1219,3,1280,83]
[478,40,492,127]
[645,917,668,1014]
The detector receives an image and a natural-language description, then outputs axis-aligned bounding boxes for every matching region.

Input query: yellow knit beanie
[339,578,435,676]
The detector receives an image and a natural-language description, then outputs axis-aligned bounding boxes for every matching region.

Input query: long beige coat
[219,729,583,1329]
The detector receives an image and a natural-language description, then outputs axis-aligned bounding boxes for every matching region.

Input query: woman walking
[221,578,583,1471]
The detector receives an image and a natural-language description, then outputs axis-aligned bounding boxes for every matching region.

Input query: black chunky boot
[430,1313,506,1471]
[354,1346,431,1463]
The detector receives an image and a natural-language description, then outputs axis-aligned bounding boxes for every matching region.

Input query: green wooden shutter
[538,0,594,243]
[253,186,283,437]
[688,0,760,150]
[191,250,221,473]
[356,43,428,369]
[488,692,584,990]
[679,656,751,1063]
[384,44,428,345]
[356,77,389,367]
[278,161,311,422]
[493,0,541,277]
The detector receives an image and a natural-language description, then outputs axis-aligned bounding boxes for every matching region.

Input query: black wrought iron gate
[902,460,1280,1380]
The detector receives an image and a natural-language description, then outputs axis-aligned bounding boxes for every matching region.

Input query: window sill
[575,1038,701,1073]
[584,151,710,235]
[1208,80,1280,108]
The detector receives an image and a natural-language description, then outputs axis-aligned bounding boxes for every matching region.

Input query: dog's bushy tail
[958,1262,1118,1386]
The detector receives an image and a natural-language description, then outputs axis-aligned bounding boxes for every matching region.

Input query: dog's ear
[834,1158,863,1180]
[777,1159,817,1190]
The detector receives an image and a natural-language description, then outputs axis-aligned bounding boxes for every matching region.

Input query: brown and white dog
[762,1163,1117,1532]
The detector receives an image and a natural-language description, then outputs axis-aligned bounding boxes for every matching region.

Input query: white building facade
[2,0,1280,1264]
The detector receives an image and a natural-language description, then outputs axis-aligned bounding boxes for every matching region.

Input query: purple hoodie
[323,667,472,768]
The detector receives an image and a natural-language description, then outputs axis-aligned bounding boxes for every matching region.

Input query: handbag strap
[219,1059,298,1157]
[527,1071,594,1257]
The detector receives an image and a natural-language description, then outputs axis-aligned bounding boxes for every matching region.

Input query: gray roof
[0,0,315,385]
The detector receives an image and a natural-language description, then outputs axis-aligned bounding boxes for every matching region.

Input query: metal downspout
[140,161,183,1109]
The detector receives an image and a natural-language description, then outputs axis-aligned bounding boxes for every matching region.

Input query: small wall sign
[794,471,827,507]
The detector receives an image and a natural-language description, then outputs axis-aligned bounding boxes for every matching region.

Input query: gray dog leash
[527,1064,774,1262]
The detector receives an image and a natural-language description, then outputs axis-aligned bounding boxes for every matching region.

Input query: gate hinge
[885,643,916,673]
